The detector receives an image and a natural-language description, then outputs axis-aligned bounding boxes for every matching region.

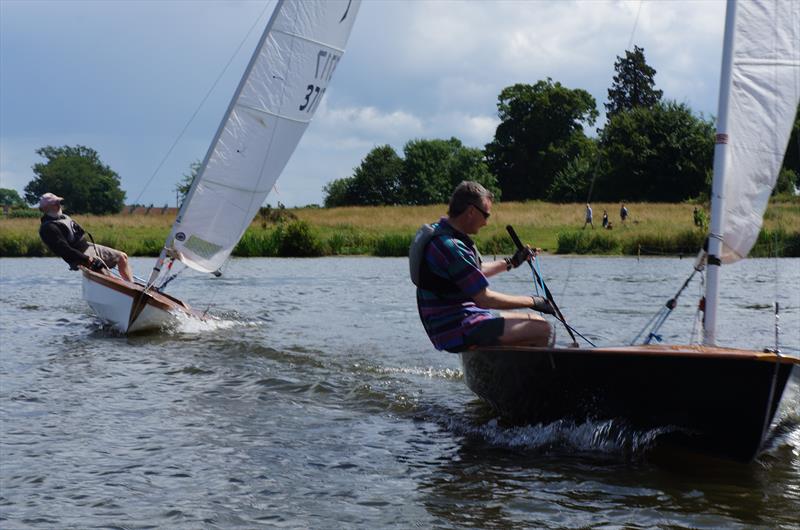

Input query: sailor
[37,192,134,282]
[409,181,555,353]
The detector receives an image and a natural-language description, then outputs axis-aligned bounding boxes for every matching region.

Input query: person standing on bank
[37,192,134,282]
[602,209,609,229]
[409,181,555,353]
[583,203,594,229]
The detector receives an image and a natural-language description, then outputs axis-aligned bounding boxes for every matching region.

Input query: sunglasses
[471,203,491,220]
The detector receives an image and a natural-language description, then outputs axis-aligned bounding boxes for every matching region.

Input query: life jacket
[40,214,90,270]
[408,221,481,294]
[40,214,86,245]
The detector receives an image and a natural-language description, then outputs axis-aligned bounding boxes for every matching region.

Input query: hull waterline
[461,345,798,461]
[81,268,204,333]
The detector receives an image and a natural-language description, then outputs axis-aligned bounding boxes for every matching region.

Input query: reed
[2,199,797,258]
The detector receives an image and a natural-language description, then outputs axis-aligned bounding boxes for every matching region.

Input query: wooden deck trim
[473,344,800,365]
[81,267,192,315]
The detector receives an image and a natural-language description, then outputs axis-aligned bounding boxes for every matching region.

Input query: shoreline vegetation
[1,199,798,259]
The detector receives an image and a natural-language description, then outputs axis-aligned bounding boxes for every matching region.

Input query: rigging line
[584,0,645,205]
[130,0,274,206]
[627,0,643,51]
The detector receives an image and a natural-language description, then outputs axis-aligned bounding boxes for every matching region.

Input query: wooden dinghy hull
[81,267,203,333]
[461,345,798,461]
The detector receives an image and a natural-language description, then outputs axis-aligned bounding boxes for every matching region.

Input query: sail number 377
[299,50,341,113]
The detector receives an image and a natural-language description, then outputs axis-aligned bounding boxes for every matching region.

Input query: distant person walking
[582,204,594,229]
[602,210,609,229]
[620,203,629,225]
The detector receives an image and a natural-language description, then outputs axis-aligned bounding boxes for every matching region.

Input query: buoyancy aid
[408,221,481,294]
[40,214,86,246]
[39,214,90,268]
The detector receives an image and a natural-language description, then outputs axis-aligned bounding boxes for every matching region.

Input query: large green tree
[323,145,404,207]
[400,137,499,205]
[485,79,598,201]
[322,139,498,207]
[605,45,663,118]
[345,145,404,205]
[545,140,600,202]
[597,101,714,201]
[24,145,125,214]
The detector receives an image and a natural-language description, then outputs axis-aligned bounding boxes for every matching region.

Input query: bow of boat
[81,267,202,333]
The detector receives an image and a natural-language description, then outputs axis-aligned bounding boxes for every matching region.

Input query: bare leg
[496,312,553,347]
[117,253,133,282]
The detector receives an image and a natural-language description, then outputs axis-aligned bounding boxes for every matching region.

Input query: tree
[322,139,498,207]
[322,177,354,207]
[346,145,404,205]
[322,145,403,207]
[176,160,202,206]
[605,45,663,118]
[781,105,799,189]
[597,101,714,201]
[485,79,598,201]
[545,140,600,202]
[24,145,125,214]
[400,138,499,205]
[0,188,26,207]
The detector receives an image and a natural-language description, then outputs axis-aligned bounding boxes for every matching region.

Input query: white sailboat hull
[81,268,201,333]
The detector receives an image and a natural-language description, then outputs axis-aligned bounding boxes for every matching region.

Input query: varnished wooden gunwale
[473,344,800,365]
[81,267,198,316]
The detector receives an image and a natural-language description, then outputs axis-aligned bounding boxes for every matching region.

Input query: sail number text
[299,50,341,113]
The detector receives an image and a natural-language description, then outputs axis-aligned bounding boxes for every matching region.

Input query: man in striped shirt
[413,181,554,352]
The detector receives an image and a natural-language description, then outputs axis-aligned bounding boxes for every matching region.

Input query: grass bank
[2,199,798,258]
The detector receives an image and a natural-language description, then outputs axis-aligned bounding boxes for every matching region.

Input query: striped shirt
[416,218,493,352]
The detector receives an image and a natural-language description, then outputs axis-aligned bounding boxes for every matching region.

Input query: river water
[1,256,798,528]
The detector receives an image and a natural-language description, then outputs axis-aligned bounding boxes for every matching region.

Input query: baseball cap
[38,192,64,210]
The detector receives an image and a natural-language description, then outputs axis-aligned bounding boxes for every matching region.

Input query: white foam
[377,366,463,380]
[166,310,261,334]
[443,416,674,455]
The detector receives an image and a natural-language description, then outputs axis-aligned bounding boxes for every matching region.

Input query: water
[1,256,798,528]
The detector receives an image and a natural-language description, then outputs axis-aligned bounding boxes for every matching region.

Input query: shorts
[459,315,505,351]
[85,244,125,269]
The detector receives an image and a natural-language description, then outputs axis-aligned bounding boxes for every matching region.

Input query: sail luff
[148,0,288,286]
[704,0,800,345]
[154,0,361,279]
[704,0,738,346]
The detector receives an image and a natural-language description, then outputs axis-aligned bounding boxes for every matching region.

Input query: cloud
[1,0,729,206]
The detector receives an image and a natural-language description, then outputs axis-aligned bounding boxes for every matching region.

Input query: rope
[130,1,274,206]
[630,257,702,345]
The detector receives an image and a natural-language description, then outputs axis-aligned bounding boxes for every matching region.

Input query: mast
[704,0,738,346]
[147,0,287,287]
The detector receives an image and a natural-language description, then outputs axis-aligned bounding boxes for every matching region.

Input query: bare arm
[481,260,508,278]
[472,288,534,310]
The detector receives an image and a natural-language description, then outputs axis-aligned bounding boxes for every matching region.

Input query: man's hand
[507,246,533,269]
[89,257,107,272]
[530,295,555,315]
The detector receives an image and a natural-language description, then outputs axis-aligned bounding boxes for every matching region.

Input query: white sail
[719,0,799,263]
[166,0,360,274]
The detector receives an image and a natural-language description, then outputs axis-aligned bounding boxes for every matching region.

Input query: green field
[2,199,798,258]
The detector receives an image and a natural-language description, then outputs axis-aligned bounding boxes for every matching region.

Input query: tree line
[323,46,800,206]
[4,47,798,215]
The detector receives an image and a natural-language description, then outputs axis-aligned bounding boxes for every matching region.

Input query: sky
[0,0,727,208]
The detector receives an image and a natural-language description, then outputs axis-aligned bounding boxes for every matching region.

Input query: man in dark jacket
[38,192,133,282]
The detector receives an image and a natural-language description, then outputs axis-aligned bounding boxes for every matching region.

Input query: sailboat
[461,0,800,461]
[81,0,361,333]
